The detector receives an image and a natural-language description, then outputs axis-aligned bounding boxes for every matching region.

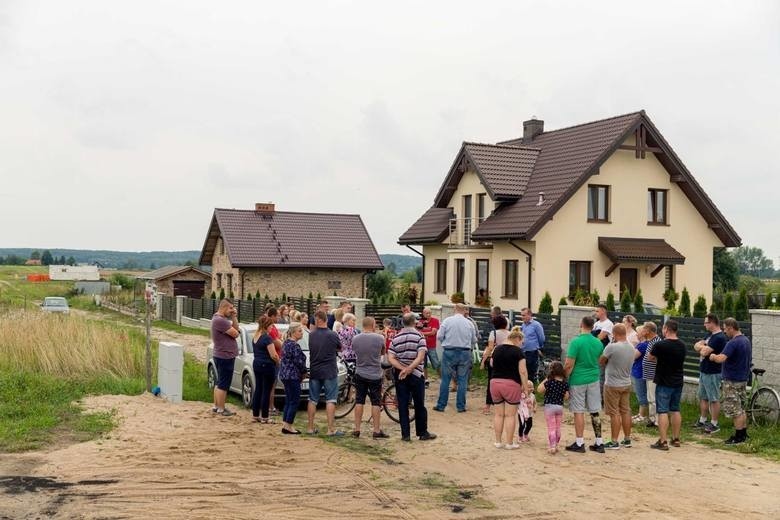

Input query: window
[216,273,222,289]
[647,189,668,224]
[218,238,224,255]
[587,185,610,222]
[503,260,518,298]
[477,193,487,223]
[455,259,465,294]
[328,281,342,290]
[476,259,489,303]
[435,259,447,293]
[569,261,591,295]
[226,273,233,295]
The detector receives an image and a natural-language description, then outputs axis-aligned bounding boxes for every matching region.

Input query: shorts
[632,376,648,406]
[603,385,632,416]
[569,381,601,413]
[655,385,682,414]
[698,372,722,402]
[308,377,339,404]
[721,380,747,418]
[214,357,235,391]
[354,374,382,406]
[490,378,523,405]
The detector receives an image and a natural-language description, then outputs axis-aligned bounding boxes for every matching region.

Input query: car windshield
[44,298,68,307]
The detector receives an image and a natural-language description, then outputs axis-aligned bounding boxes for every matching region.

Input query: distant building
[199,203,384,299]
[137,265,211,298]
[48,265,100,281]
[25,259,42,266]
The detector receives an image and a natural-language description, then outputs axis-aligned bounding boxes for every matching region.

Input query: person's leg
[632,376,648,419]
[411,376,428,437]
[646,379,657,424]
[307,378,322,432]
[525,350,539,384]
[367,378,383,434]
[251,368,262,418]
[395,375,411,439]
[307,401,317,431]
[604,386,620,442]
[671,411,681,440]
[545,407,557,448]
[325,403,336,433]
[428,348,440,372]
[215,388,227,410]
[493,403,504,444]
[353,376,368,434]
[574,413,584,440]
[523,416,533,438]
[282,380,298,429]
[620,387,632,439]
[455,350,470,411]
[503,403,517,445]
[483,364,493,413]
[260,370,275,419]
[658,413,669,442]
[436,350,453,410]
[324,378,339,434]
[353,404,364,433]
[555,408,563,445]
[371,405,382,433]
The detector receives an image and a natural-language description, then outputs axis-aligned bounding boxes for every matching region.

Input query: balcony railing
[448,217,491,247]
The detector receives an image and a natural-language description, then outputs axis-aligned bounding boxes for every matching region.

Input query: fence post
[175,295,186,325]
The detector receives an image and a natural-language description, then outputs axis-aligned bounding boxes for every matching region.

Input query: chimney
[523,117,544,141]
[536,192,545,206]
[255,202,275,215]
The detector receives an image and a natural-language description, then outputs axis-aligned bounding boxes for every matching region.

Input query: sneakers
[620,439,632,448]
[564,442,585,453]
[645,421,658,428]
[432,407,445,412]
[589,443,605,453]
[632,415,647,424]
[494,442,504,449]
[704,423,720,434]
[603,441,620,450]
[651,440,669,451]
[372,430,390,439]
[504,443,521,450]
[725,436,746,445]
[418,432,437,441]
[216,408,235,417]
[693,420,707,428]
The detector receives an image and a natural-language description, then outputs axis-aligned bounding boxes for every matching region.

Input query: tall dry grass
[0,310,145,378]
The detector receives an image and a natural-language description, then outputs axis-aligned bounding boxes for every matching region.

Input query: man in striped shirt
[641,321,662,428]
[389,313,437,442]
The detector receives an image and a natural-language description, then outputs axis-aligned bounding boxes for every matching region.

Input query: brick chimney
[523,117,544,141]
[254,203,275,215]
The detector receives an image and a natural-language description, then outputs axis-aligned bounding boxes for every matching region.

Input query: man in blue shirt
[693,313,728,433]
[708,318,752,445]
[520,307,546,383]
[434,303,477,413]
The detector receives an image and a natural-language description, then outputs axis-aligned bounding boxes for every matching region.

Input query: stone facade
[558,305,598,358]
[154,270,210,297]
[750,309,780,389]
[209,238,366,299]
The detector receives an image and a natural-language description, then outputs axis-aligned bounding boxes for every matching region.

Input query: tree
[414,265,423,283]
[255,290,261,300]
[735,289,749,321]
[218,288,225,300]
[210,291,216,300]
[713,248,739,292]
[723,292,736,318]
[66,256,76,265]
[605,290,616,312]
[765,291,775,309]
[40,250,54,266]
[633,288,644,314]
[59,255,67,265]
[184,259,196,267]
[558,296,568,308]
[678,287,691,317]
[401,270,418,284]
[732,246,774,278]
[366,270,394,302]
[149,262,157,270]
[693,295,708,318]
[620,289,632,312]
[664,287,679,311]
[538,291,553,314]
[386,262,397,275]
[30,250,41,260]
[590,289,600,305]
[738,275,765,295]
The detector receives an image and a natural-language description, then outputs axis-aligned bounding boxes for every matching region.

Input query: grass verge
[153,319,211,337]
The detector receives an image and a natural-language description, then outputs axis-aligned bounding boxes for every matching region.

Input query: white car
[206,323,348,407]
[41,297,70,314]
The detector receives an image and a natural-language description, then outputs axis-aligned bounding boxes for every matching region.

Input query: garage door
[173,280,206,298]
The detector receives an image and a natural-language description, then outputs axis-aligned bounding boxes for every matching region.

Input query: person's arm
[437,320,447,343]
[536,321,546,347]
[481,336,496,369]
[537,380,547,394]
[709,352,727,364]
[599,354,609,367]
[564,357,575,378]
[267,341,280,364]
[387,350,405,372]
[400,348,427,379]
[634,344,644,360]
[518,359,529,397]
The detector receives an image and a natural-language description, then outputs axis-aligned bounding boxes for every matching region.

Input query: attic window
[587,185,610,223]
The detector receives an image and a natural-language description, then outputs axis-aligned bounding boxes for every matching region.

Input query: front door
[619,268,638,299]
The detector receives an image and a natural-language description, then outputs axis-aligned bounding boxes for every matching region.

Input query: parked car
[206,323,348,407]
[40,297,70,314]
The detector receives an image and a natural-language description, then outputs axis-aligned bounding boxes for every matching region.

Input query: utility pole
[144,282,156,392]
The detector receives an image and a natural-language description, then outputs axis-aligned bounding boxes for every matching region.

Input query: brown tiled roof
[137,265,210,281]
[199,209,383,270]
[398,207,454,245]
[598,237,685,264]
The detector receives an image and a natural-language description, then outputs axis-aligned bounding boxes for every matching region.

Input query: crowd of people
[208,297,754,451]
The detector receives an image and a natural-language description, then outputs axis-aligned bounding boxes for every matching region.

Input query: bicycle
[746,367,780,427]
[334,362,415,423]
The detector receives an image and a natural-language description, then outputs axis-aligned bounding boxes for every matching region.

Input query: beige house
[399,111,740,310]
[199,204,383,299]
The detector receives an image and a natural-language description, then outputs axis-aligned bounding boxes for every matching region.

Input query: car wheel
[242,373,254,409]
[207,364,218,390]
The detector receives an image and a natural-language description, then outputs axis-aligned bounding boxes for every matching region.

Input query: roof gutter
[509,241,532,308]
[405,245,424,305]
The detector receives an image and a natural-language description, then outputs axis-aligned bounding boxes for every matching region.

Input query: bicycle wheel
[382,384,415,424]
[749,387,780,426]
[333,382,357,419]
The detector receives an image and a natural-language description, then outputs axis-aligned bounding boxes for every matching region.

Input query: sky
[1,1,778,265]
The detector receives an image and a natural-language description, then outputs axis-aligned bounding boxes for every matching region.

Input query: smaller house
[49,265,100,281]
[138,265,211,298]
[25,259,42,266]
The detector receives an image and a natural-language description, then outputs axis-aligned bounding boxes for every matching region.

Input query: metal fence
[364,304,424,326]
[179,296,317,323]
[160,295,175,322]
[675,316,752,379]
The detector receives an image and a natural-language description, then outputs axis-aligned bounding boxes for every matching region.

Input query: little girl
[517,380,536,442]
[537,361,569,454]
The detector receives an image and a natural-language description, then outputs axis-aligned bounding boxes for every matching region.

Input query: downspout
[509,241,532,308]
[405,245,425,305]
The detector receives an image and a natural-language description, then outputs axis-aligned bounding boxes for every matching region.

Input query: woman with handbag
[279,323,308,434]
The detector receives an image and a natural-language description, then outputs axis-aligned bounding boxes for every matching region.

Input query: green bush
[590,289,600,305]
[693,295,708,318]
[210,291,216,300]
[664,288,679,311]
[450,292,465,304]
[620,289,632,312]
[765,291,775,309]
[218,288,225,300]
[735,289,749,321]
[723,292,736,318]
[605,290,616,311]
[538,291,553,314]
[109,273,135,290]
[678,287,691,317]
[633,288,644,314]
[558,296,568,308]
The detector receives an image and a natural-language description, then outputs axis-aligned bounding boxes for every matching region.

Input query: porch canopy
[598,236,685,277]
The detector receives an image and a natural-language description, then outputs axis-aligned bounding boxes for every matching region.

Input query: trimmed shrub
[538,291,554,314]
[723,292,736,318]
[210,291,216,300]
[620,289,633,312]
[218,288,225,300]
[605,290,616,312]
[664,288,679,311]
[693,295,708,318]
[558,296,568,308]
[590,289,601,305]
[735,289,749,321]
[678,287,691,317]
[633,288,644,314]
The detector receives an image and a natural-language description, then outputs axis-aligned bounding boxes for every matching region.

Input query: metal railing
[448,217,490,247]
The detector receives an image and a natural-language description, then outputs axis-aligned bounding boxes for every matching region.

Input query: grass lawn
[0,265,74,308]
[153,319,211,337]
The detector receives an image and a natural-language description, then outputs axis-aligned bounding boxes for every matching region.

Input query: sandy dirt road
[1,387,779,519]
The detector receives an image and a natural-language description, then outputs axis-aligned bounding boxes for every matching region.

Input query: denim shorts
[213,357,235,391]
[697,372,722,402]
[655,385,682,413]
[308,377,339,404]
[632,376,648,406]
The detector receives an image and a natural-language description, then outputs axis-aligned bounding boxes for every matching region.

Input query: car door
[232,330,245,393]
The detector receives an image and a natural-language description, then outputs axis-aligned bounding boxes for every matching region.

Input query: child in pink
[537,361,569,454]
[517,380,536,442]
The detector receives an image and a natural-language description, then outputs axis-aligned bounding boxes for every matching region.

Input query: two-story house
[399,111,740,309]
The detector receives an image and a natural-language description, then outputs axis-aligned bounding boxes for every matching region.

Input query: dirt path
[1,388,779,519]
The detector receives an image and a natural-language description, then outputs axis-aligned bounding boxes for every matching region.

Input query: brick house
[137,265,211,298]
[199,204,384,299]
[399,110,740,309]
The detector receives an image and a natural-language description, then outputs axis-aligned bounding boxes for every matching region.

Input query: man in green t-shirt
[564,316,605,453]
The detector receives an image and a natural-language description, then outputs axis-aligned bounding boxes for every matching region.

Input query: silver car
[206,323,348,407]
[41,297,70,314]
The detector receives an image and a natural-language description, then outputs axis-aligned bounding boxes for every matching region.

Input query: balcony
[448,217,492,248]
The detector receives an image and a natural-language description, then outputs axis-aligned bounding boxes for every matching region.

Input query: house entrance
[619,268,638,299]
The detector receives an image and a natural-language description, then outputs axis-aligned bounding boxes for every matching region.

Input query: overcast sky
[1,1,778,265]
